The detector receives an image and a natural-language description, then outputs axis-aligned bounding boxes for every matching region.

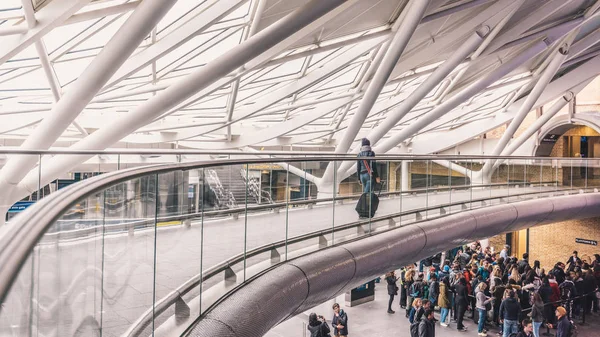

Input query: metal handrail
[0,155,589,334]
[39,180,559,242]
[0,149,595,161]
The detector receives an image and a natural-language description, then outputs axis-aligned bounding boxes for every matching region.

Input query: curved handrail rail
[38,180,558,242]
[0,155,589,334]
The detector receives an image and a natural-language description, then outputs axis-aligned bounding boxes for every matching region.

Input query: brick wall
[484,218,600,271]
[528,217,600,270]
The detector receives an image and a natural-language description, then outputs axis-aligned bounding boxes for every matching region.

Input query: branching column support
[335,29,488,175]
[320,0,431,186]
[370,40,549,157]
[11,0,353,203]
[480,45,570,181]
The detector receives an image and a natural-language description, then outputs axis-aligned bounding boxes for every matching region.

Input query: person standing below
[567,251,582,272]
[331,303,348,337]
[454,277,469,332]
[500,245,509,260]
[405,269,416,318]
[429,274,439,308]
[356,138,380,194]
[418,309,436,337]
[409,298,423,324]
[386,271,399,314]
[438,277,451,327]
[531,293,545,337]
[475,282,492,336]
[499,290,521,337]
[548,307,572,337]
[400,266,408,309]
[516,319,534,337]
[307,313,331,337]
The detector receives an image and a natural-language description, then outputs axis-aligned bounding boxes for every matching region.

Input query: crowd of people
[385,243,600,337]
[306,243,600,337]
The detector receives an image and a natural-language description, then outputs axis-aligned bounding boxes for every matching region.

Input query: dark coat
[556,315,572,337]
[332,310,348,336]
[418,318,435,337]
[455,283,469,306]
[499,297,521,321]
[387,275,398,295]
[307,321,330,337]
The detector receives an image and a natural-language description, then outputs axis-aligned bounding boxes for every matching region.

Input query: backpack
[410,282,422,297]
[410,321,419,337]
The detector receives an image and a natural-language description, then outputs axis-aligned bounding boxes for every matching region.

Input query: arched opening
[535,124,600,158]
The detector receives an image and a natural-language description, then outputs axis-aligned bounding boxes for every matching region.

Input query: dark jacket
[556,315,572,337]
[332,310,348,336]
[429,280,439,301]
[552,267,566,284]
[307,321,330,337]
[517,259,530,274]
[410,280,425,298]
[356,146,378,177]
[499,297,521,321]
[387,275,398,296]
[455,282,469,306]
[418,317,435,337]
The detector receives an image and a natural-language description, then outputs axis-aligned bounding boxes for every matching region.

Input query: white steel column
[321,0,430,185]
[401,160,409,191]
[21,0,89,137]
[373,40,549,157]
[0,0,178,196]
[226,0,266,141]
[12,0,351,200]
[480,46,569,179]
[334,30,486,175]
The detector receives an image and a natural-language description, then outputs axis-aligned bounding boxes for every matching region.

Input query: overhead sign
[576,238,598,246]
[541,134,560,143]
[8,201,35,213]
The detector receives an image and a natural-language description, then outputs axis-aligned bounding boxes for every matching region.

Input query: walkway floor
[265,275,600,337]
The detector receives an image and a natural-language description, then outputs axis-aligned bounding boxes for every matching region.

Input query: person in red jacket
[549,274,561,303]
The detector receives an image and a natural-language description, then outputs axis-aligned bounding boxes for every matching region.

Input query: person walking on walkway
[386,271,399,314]
[356,138,379,193]
[332,303,348,337]
[499,290,521,337]
[476,282,492,336]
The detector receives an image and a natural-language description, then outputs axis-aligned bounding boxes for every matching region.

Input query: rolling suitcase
[355,181,383,218]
